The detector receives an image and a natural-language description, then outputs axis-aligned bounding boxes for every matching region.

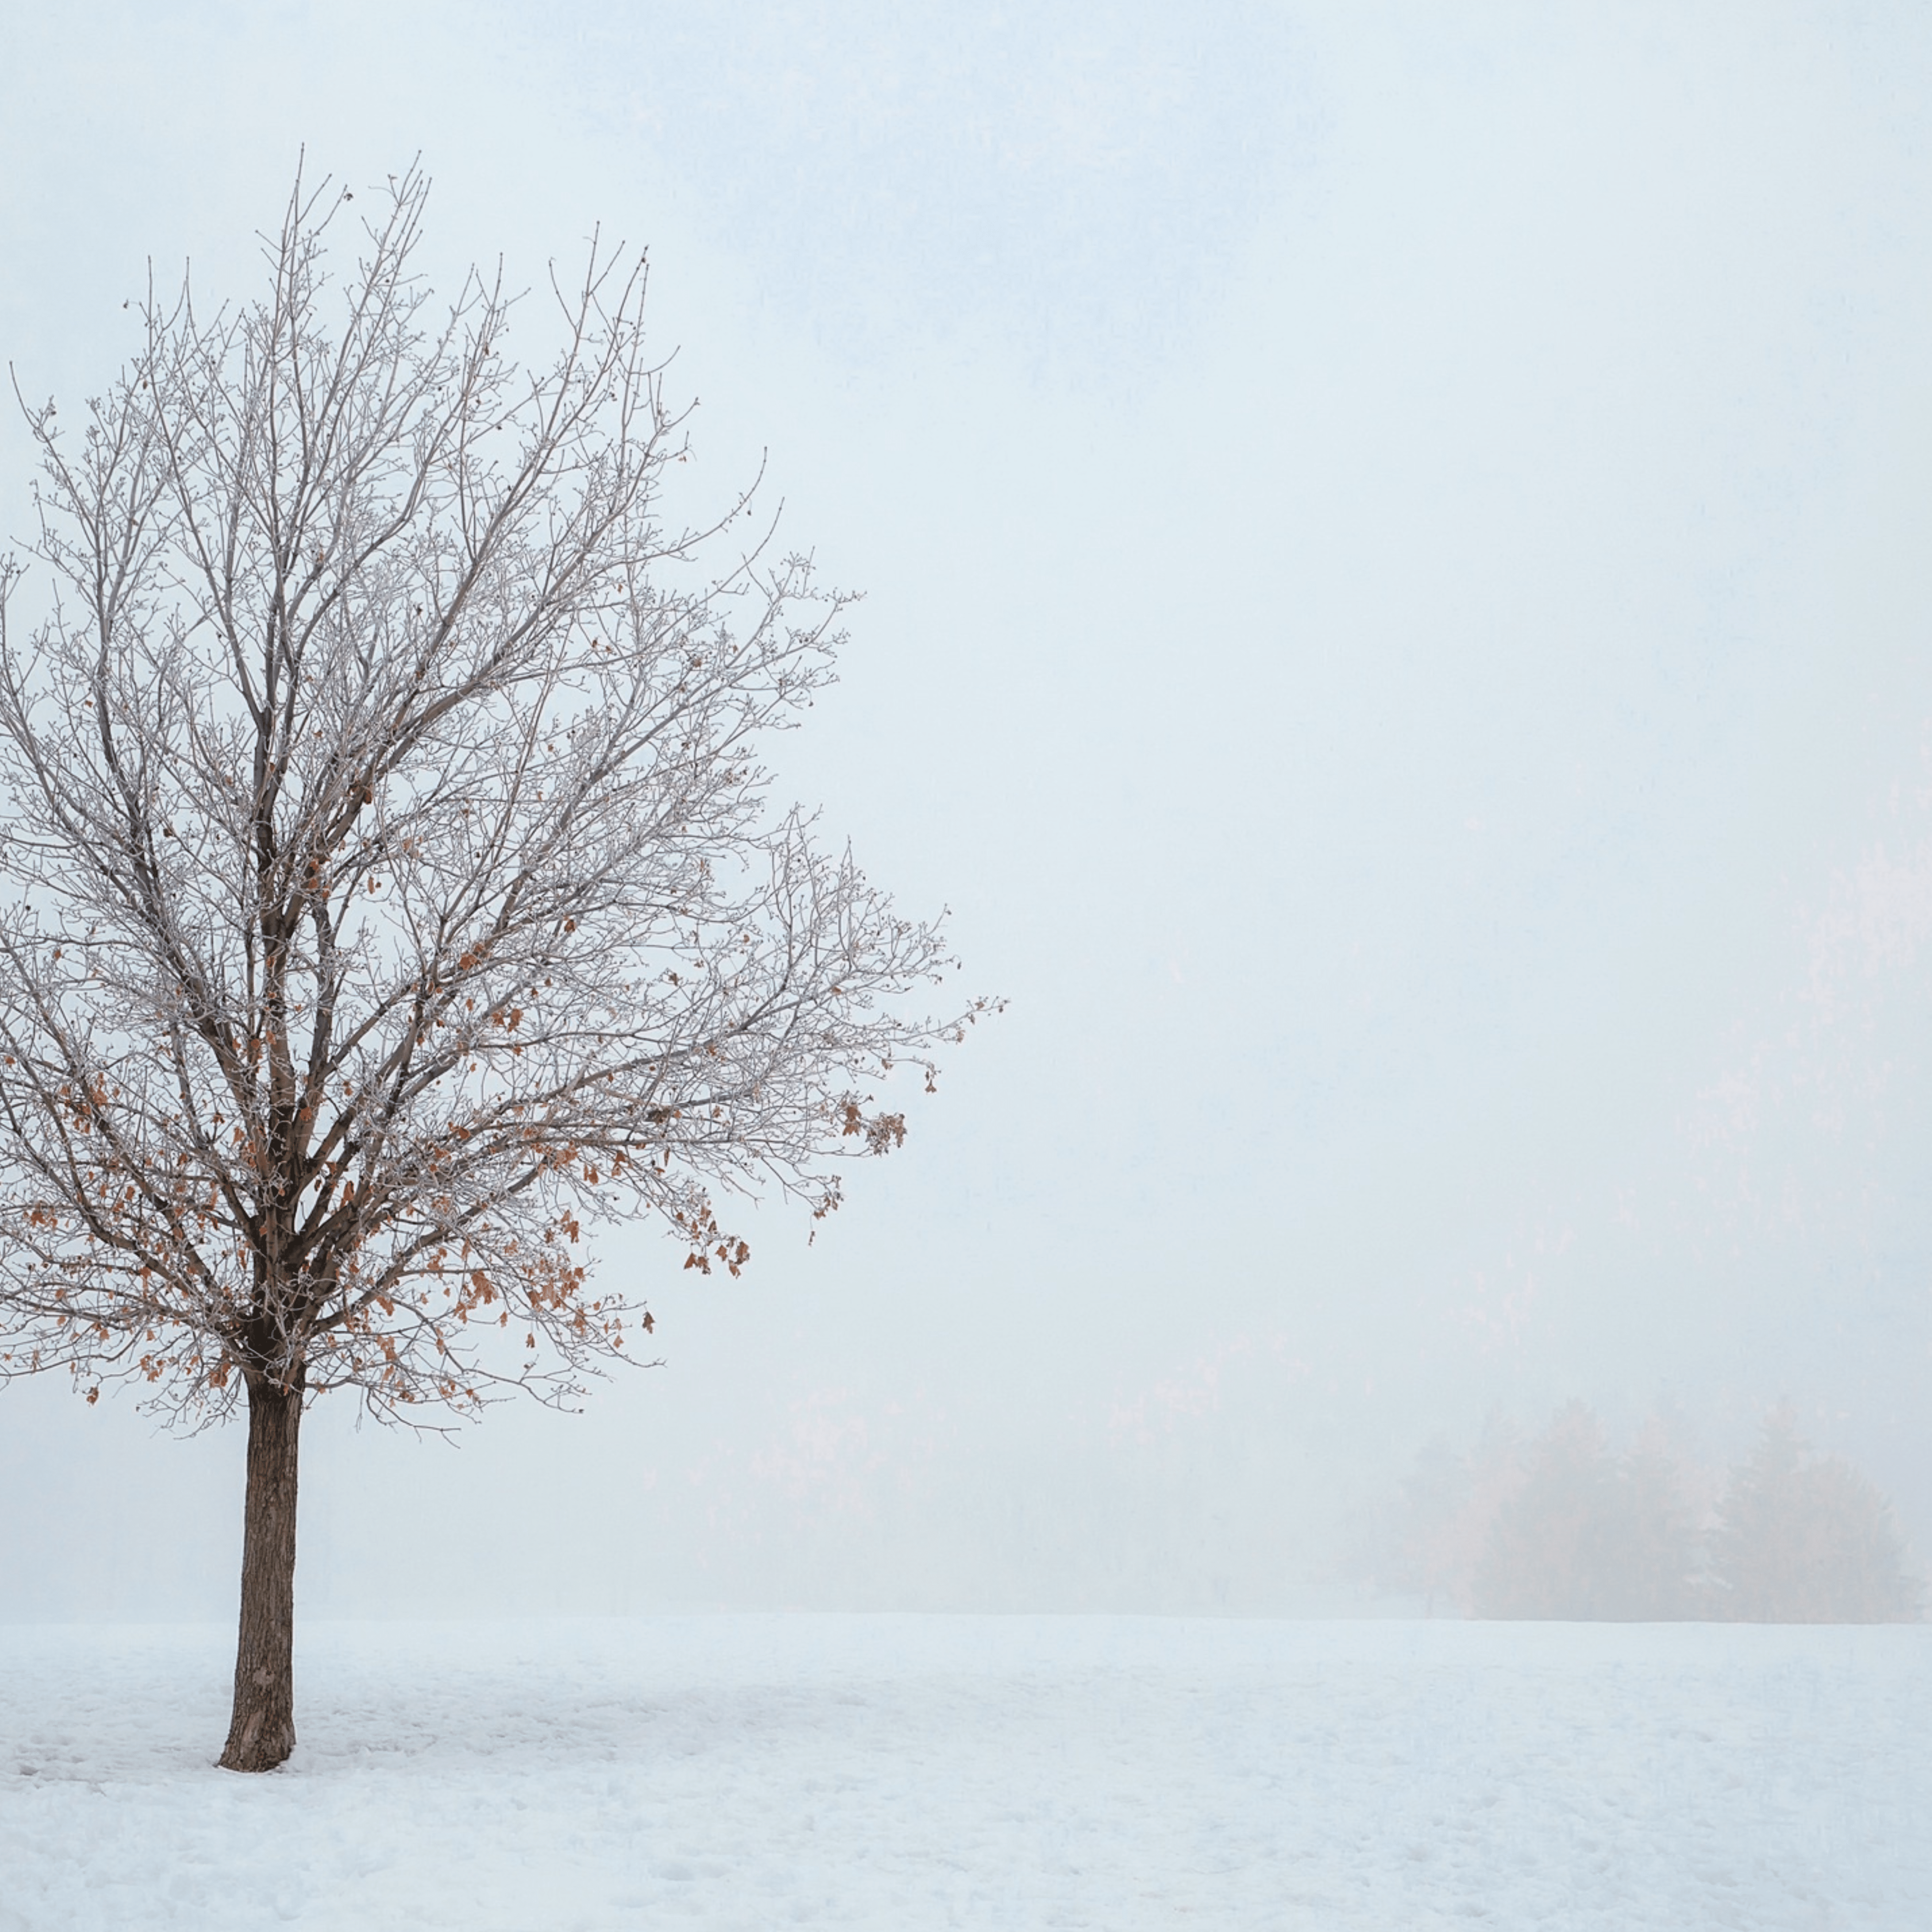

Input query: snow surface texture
[2,1616,1926,1930]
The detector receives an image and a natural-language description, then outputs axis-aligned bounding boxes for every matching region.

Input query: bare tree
[0,167,986,1771]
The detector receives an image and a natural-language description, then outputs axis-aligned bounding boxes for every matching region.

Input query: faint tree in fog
[1612,1416,1709,1619]
[1358,1408,1523,1616]
[1709,1407,1923,1622]
[1472,1402,1702,1619]
[1475,1401,1618,1618]
[0,166,991,1770]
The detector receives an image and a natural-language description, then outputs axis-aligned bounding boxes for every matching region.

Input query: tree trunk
[218,1366,304,1772]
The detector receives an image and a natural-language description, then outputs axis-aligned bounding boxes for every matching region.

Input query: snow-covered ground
[1,1615,1926,1930]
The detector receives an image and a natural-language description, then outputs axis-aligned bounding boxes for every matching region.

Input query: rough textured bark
[218,1369,304,1772]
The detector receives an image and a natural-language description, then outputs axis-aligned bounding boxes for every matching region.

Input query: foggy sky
[3,0,1931,1618]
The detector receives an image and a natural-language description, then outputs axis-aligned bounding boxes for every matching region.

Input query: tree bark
[218,1366,304,1772]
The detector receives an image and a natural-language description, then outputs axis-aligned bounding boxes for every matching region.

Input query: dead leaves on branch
[840,1095,906,1155]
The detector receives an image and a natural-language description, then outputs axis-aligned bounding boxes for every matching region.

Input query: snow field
[1,1615,1927,1930]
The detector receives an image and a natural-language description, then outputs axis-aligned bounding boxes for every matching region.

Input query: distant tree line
[1358,1402,1923,1621]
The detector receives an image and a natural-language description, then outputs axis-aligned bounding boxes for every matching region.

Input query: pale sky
[3,0,1931,1617]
